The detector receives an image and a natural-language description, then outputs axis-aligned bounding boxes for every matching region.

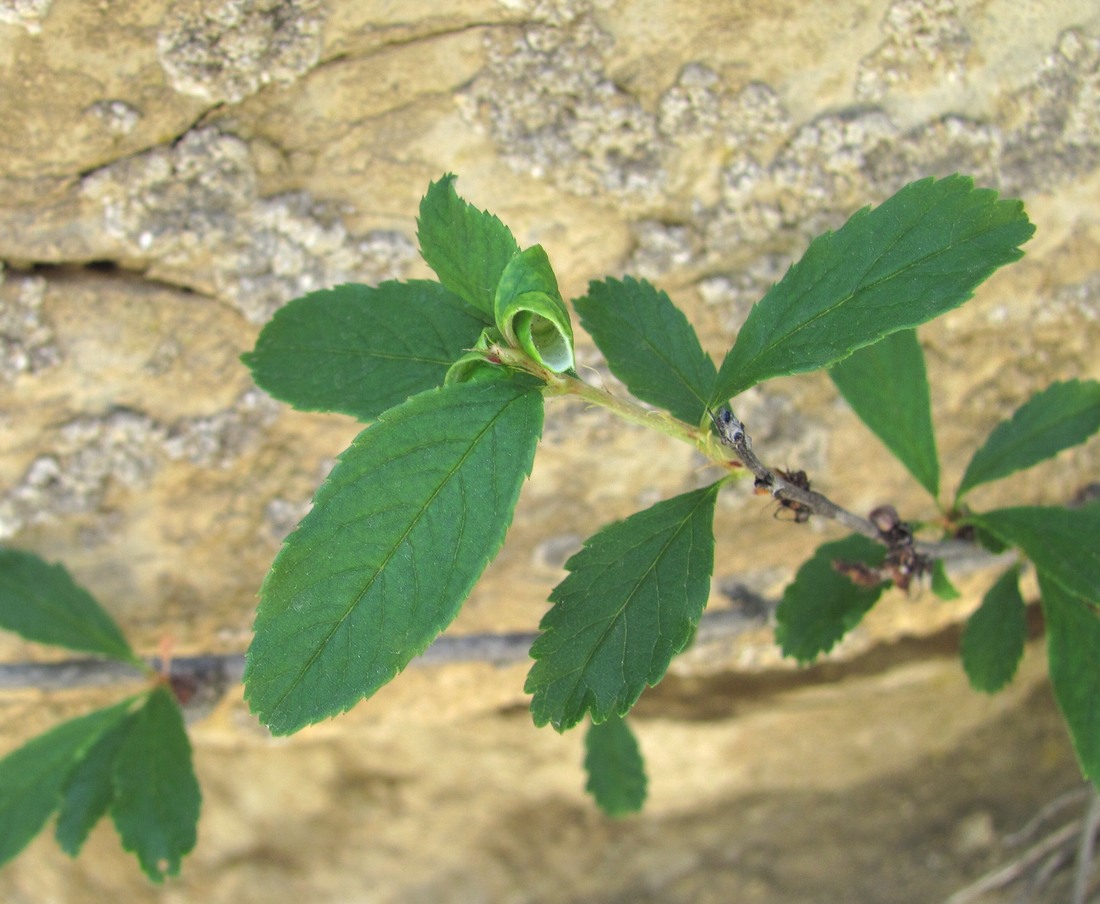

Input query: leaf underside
[245,377,544,735]
[526,484,718,732]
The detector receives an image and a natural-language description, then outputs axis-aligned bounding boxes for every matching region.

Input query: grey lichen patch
[164,388,280,468]
[855,0,972,102]
[81,128,416,322]
[0,0,52,34]
[459,10,666,202]
[157,0,326,104]
[0,270,59,382]
[84,100,143,136]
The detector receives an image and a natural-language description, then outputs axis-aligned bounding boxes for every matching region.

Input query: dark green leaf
[526,485,718,731]
[931,559,961,600]
[575,277,717,425]
[55,713,136,855]
[0,698,134,868]
[110,686,200,882]
[242,281,488,421]
[1040,574,1100,787]
[957,380,1100,501]
[494,245,575,372]
[961,566,1026,693]
[775,535,888,662]
[584,715,647,817]
[0,549,136,664]
[969,506,1100,603]
[246,377,544,735]
[829,329,939,498]
[417,174,520,317]
[713,175,1034,401]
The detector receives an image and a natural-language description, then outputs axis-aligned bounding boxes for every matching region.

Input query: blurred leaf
[417,174,519,317]
[713,175,1034,401]
[575,276,717,425]
[969,505,1100,604]
[961,566,1026,693]
[246,377,544,735]
[242,281,488,421]
[584,715,647,817]
[527,485,719,731]
[1040,575,1100,788]
[0,698,134,868]
[0,549,137,664]
[775,535,887,662]
[110,687,200,882]
[494,245,574,372]
[957,380,1100,501]
[930,559,961,600]
[829,329,939,498]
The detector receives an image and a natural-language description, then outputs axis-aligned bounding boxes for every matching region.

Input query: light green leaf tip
[494,245,575,373]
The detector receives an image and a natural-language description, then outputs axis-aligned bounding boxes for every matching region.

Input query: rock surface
[1,0,1099,901]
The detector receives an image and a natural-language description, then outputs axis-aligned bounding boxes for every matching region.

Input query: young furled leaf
[527,484,718,732]
[0,549,138,665]
[110,687,201,882]
[1040,575,1100,788]
[242,281,489,421]
[961,566,1027,693]
[494,245,575,372]
[575,276,717,426]
[417,174,520,317]
[0,698,135,869]
[829,329,940,499]
[713,175,1034,401]
[969,505,1100,604]
[246,377,544,735]
[957,379,1100,502]
[775,535,888,663]
[584,715,647,817]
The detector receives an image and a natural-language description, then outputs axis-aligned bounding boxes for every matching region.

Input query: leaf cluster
[0,550,201,880]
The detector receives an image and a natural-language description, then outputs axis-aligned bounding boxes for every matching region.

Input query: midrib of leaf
[558,490,707,691]
[265,394,525,720]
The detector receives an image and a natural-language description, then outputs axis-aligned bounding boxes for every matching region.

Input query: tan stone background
[1,0,1099,901]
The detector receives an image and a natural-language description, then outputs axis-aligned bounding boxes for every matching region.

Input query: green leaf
[494,245,575,372]
[828,329,939,498]
[0,698,134,868]
[110,686,201,882]
[417,174,520,317]
[1040,574,1100,787]
[0,548,137,664]
[961,566,1026,693]
[526,484,719,732]
[713,175,1034,401]
[55,713,136,856]
[957,380,1100,501]
[574,277,717,425]
[584,715,647,817]
[775,535,888,663]
[242,281,489,422]
[930,559,961,600]
[969,505,1100,603]
[246,377,544,735]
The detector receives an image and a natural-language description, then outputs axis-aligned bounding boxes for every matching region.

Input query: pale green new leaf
[584,715,647,817]
[526,484,718,732]
[1040,575,1100,788]
[494,245,574,372]
[0,698,134,868]
[957,380,1100,501]
[961,566,1026,693]
[242,281,489,421]
[0,548,137,664]
[775,535,887,662]
[713,175,1034,401]
[246,377,544,735]
[417,174,520,317]
[575,277,717,425]
[931,559,961,601]
[969,506,1100,604]
[111,687,200,882]
[829,329,939,498]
